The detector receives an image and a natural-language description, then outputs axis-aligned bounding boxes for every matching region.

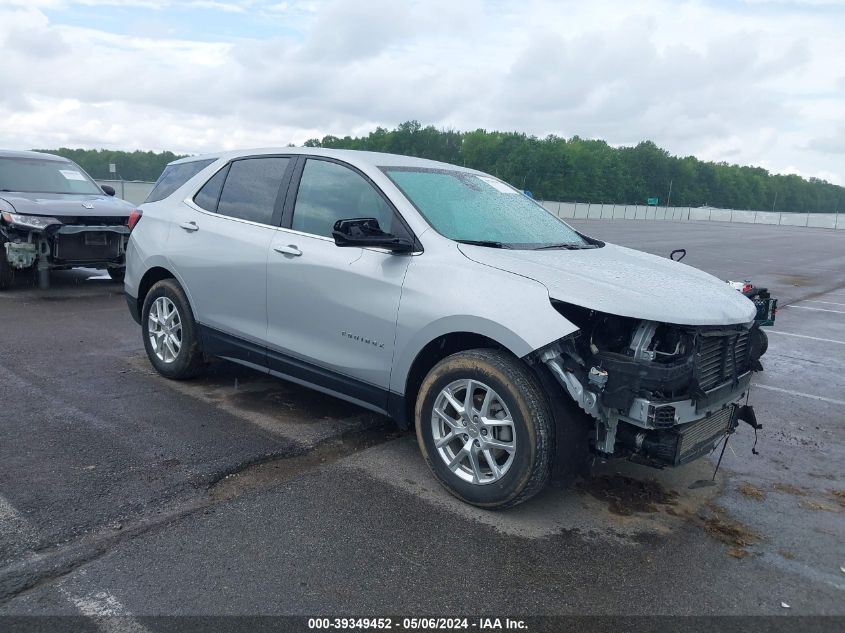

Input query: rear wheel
[141,279,205,379]
[108,268,125,283]
[415,349,553,509]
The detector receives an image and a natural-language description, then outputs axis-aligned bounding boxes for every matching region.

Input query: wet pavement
[0,221,842,625]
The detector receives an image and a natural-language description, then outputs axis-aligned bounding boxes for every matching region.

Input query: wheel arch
[137,266,186,317]
[395,327,523,430]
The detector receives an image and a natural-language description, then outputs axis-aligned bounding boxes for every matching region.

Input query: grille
[54,232,122,261]
[58,216,128,226]
[677,406,735,463]
[695,331,751,391]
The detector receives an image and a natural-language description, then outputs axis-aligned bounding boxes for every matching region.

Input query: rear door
[265,157,414,407]
[168,156,293,365]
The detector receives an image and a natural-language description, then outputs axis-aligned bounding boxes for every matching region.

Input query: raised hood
[459,242,757,326]
[0,192,134,218]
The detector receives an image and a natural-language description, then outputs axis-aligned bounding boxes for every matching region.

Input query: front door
[266,158,412,408]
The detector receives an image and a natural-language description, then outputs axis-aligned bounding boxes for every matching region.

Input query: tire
[108,268,125,283]
[415,349,553,509]
[0,251,13,290]
[141,279,205,379]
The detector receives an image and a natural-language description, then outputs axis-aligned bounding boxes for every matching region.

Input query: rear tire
[141,279,205,379]
[108,268,125,283]
[415,349,553,509]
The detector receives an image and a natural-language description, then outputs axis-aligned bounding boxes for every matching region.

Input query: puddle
[576,474,679,516]
[127,354,388,446]
[228,385,364,422]
[209,424,406,501]
[778,274,813,287]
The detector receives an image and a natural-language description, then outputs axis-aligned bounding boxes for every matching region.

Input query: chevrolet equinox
[125,148,767,509]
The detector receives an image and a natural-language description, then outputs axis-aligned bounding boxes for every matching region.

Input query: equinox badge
[341,331,384,349]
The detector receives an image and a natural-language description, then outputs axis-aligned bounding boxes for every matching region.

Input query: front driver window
[292,159,394,238]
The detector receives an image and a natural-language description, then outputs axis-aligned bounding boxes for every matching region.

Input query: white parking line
[786,305,845,315]
[0,494,24,525]
[754,384,845,406]
[61,588,153,633]
[1,492,147,631]
[0,493,36,544]
[801,299,845,307]
[766,330,845,345]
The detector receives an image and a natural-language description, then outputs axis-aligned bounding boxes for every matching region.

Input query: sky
[1,0,843,184]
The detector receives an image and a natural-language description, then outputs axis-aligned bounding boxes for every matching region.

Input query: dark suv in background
[0,150,135,289]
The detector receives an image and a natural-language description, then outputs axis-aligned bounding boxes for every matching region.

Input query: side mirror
[101,185,116,196]
[332,218,414,253]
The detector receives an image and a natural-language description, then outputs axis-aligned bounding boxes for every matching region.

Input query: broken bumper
[51,225,129,265]
[616,404,738,467]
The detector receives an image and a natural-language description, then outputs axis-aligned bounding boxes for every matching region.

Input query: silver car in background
[125,148,767,509]
[0,150,135,289]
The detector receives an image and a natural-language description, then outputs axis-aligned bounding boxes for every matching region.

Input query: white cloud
[0,0,843,185]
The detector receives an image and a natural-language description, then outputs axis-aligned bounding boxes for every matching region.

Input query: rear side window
[145,159,215,203]
[193,166,228,212]
[216,157,289,225]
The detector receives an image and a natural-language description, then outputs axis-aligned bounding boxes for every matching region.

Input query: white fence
[541,201,845,230]
[96,180,155,206]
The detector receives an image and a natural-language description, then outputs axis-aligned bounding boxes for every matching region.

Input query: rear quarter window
[145,159,216,203]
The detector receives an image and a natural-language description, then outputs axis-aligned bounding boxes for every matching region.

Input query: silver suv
[125,148,766,509]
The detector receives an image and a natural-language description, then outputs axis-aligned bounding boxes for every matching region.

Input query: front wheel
[141,279,205,379]
[108,267,125,283]
[415,349,553,509]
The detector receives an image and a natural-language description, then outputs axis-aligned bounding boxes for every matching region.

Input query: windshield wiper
[533,242,598,251]
[456,239,511,249]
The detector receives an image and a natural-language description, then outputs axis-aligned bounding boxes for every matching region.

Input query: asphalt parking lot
[0,220,843,625]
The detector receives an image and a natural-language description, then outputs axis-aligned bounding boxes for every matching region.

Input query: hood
[0,192,134,218]
[459,242,757,326]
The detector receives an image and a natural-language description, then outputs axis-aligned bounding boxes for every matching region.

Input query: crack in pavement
[0,425,402,605]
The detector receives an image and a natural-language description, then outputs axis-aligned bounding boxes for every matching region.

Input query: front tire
[108,267,125,283]
[415,349,553,509]
[141,279,205,379]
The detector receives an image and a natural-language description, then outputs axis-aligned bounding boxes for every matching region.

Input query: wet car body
[125,148,769,508]
[0,150,135,289]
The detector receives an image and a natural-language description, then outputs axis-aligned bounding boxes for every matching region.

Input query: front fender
[389,253,578,394]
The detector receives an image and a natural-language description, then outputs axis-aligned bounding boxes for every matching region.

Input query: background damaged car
[125,148,771,509]
[0,150,136,290]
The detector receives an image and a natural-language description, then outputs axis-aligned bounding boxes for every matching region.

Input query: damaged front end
[1,211,130,288]
[539,301,768,468]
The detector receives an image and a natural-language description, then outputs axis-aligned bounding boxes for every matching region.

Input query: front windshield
[0,157,102,195]
[384,167,588,249]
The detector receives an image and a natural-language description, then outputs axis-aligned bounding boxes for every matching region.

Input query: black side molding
[125,292,141,325]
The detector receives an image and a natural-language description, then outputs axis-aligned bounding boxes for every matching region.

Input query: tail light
[127,209,143,230]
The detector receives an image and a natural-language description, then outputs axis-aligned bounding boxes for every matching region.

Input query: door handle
[274,244,302,257]
[179,221,199,232]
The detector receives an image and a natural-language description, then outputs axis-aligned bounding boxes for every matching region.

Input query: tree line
[38,121,844,212]
[34,148,186,183]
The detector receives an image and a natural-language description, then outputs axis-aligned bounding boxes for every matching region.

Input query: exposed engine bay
[1,212,130,288]
[538,300,770,469]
